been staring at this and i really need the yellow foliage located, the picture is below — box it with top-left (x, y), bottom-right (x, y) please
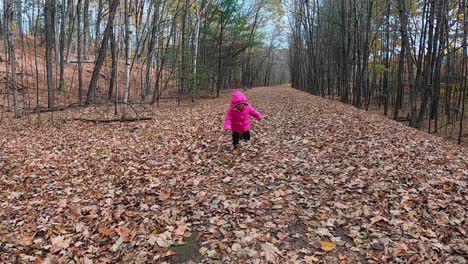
top-left (321, 241), bottom-right (337, 252)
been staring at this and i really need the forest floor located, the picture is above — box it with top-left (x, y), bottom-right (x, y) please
top-left (0, 86), bottom-right (467, 263)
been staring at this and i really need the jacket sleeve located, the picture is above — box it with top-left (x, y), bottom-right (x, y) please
top-left (249, 106), bottom-right (263, 121)
top-left (224, 110), bottom-right (233, 130)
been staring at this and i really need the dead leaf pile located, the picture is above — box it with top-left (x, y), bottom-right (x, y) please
top-left (0, 86), bottom-right (467, 263)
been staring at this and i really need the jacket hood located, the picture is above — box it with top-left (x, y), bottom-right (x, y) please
top-left (230, 91), bottom-right (249, 108)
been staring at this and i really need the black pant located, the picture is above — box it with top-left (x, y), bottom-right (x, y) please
top-left (232, 131), bottom-right (250, 145)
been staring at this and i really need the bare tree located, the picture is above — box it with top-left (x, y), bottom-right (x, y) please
top-left (45, 0), bottom-right (56, 109)
top-left (86, 0), bottom-right (120, 105)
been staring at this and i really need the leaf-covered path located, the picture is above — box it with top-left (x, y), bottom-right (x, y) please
top-left (1, 86), bottom-right (467, 263)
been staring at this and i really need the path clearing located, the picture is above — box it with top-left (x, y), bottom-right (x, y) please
top-left (1, 86), bottom-right (467, 263)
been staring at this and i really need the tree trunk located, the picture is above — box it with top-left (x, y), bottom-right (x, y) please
top-left (397, 0), bottom-right (417, 127)
top-left (416, 0), bottom-right (436, 129)
top-left (59, 0), bottom-right (67, 92)
top-left (83, 0), bottom-right (90, 60)
top-left (77, 0), bottom-right (83, 105)
top-left (45, 0), bottom-right (56, 109)
top-left (108, 23), bottom-right (118, 101)
top-left (94, 0), bottom-right (104, 59)
top-left (458, 0), bottom-right (467, 144)
top-left (5, 0), bottom-right (19, 117)
top-left (86, 0), bottom-right (119, 105)
top-left (123, 0), bottom-right (131, 107)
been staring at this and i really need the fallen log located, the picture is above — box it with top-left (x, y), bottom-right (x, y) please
top-left (396, 115), bottom-right (410, 122)
top-left (70, 117), bottom-right (153, 124)
top-left (31, 107), bottom-right (66, 113)
top-left (68, 60), bottom-right (96, 64)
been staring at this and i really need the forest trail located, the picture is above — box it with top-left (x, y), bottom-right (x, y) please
top-left (1, 86), bottom-right (467, 263)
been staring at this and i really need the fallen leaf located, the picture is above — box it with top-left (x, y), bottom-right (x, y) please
top-left (162, 250), bottom-right (176, 257)
top-left (304, 255), bottom-right (319, 263)
top-left (394, 242), bottom-right (408, 255)
top-left (316, 228), bottom-right (333, 237)
top-left (199, 247), bottom-right (208, 256)
top-left (317, 213), bottom-right (329, 220)
top-left (19, 236), bottom-right (34, 246)
top-left (79, 256), bottom-right (93, 264)
top-left (51, 236), bottom-right (71, 251)
top-left (262, 242), bottom-right (281, 263)
top-left (321, 241), bottom-right (337, 252)
top-left (156, 236), bottom-right (172, 248)
top-left (223, 177), bottom-right (232, 183)
top-left (114, 227), bottom-right (130, 242)
top-left (232, 243), bottom-right (241, 252)
top-left (98, 227), bottom-right (113, 237)
top-left (111, 237), bottom-right (123, 252)
top-left (148, 235), bottom-right (157, 246)
top-left (58, 199), bottom-right (67, 208)
top-left (159, 190), bottom-right (171, 201)
top-left (174, 225), bottom-right (188, 236)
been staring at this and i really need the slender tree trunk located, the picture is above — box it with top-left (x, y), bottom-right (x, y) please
top-left (5, 0), bottom-right (19, 117)
top-left (123, 0), bottom-right (131, 107)
top-left (45, 0), bottom-right (56, 109)
top-left (340, 0), bottom-right (350, 104)
top-left (77, 0), bottom-right (83, 105)
top-left (94, 0), bottom-right (103, 59)
top-left (416, 0), bottom-right (436, 129)
top-left (109, 25), bottom-right (118, 101)
top-left (59, 0), bottom-right (67, 92)
top-left (459, 0), bottom-right (467, 144)
top-left (192, 3), bottom-right (202, 101)
top-left (65, 0), bottom-right (75, 63)
top-left (83, 0), bottom-right (90, 59)
top-left (397, 0), bottom-right (417, 127)
top-left (216, 9), bottom-right (225, 98)
top-left (86, 0), bottom-right (119, 105)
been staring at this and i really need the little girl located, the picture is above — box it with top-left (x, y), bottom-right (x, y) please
top-left (224, 91), bottom-right (263, 148)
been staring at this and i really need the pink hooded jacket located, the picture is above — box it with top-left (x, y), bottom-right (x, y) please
top-left (224, 91), bottom-right (262, 132)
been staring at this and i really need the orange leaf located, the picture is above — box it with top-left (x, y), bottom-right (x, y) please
top-left (114, 227), bottom-right (131, 242)
top-left (98, 227), bottom-right (113, 237)
top-left (317, 213), bottom-right (329, 220)
top-left (19, 236), bottom-right (34, 246)
top-left (256, 235), bottom-right (269, 242)
top-left (174, 225), bottom-right (188, 236)
top-left (159, 190), bottom-right (171, 201)
top-left (339, 253), bottom-right (348, 264)
top-left (304, 256), bottom-right (319, 263)
top-left (162, 250), bottom-right (176, 257)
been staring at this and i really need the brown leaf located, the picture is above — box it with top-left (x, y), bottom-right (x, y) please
top-left (317, 213), bottom-right (329, 221)
top-left (51, 236), bottom-right (71, 252)
top-left (304, 255), bottom-right (319, 263)
top-left (162, 250), bottom-right (176, 257)
top-left (19, 236), bottom-right (34, 246)
top-left (155, 235), bottom-right (172, 248)
top-left (174, 225), bottom-right (188, 237)
top-left (78, 256), bottom-right (93, 264)
top-left (98, 227), bottom-right (113, 237)
top-left (262, 242), bottom-right (281, 263)
top-left (159, 190), bottom-right (171, 201)
top-left (114, 227), bottom-right (131, 242)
